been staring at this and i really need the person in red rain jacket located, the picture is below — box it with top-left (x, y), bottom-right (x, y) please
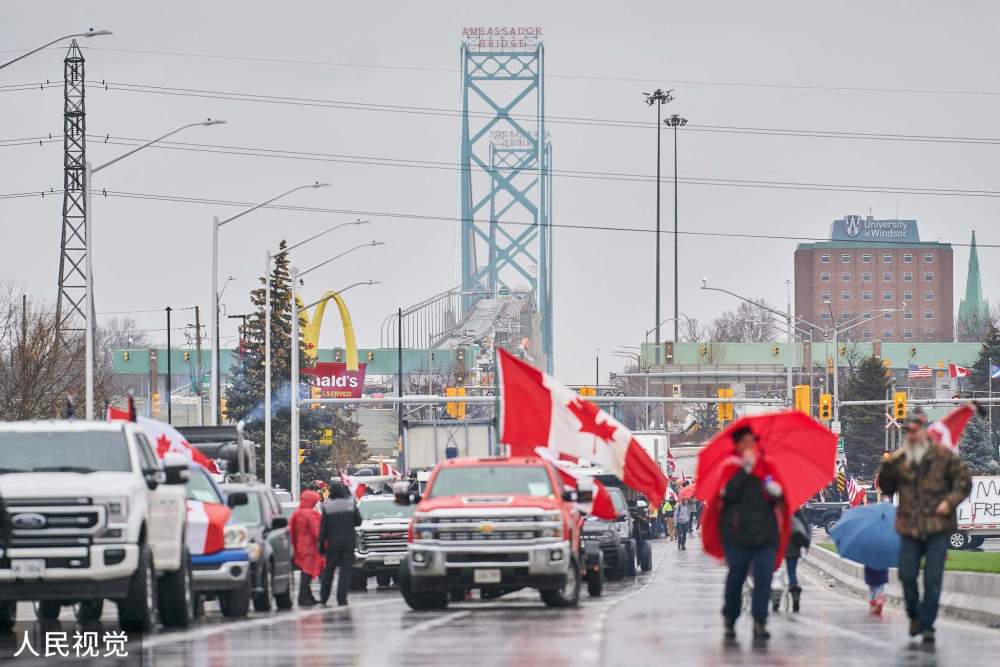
top-left (290, 490), bottom-right (325, 606)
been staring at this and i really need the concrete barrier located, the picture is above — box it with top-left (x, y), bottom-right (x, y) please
top-left (802, 545), bottom-right (1000, 626)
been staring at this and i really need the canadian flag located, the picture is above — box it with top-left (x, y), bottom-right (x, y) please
top-left (107, 407), bottom-right (220, 473)
top-left (927, 402), bottom-right (979, 449)
top-left (498, 348), bottom-right (667, 506)
top-left (534, 447), bottom-right (617, 520)
top-left (948, 363), bottom-right (971, 378)
top-left (378, 460), bottom-right (401, 478)
top-left (340, 471), bottom-right (367, 500)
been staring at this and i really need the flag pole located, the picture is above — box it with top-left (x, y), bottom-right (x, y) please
top-left (989, 356), bottom-right (993, 452)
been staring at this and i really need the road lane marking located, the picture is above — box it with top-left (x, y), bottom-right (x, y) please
top-left (142, 597), bottom-right (400, 648)
top-left (396, 609), bottom-right (471, 641)
top-left (596, 543), bottom-right (671, 664)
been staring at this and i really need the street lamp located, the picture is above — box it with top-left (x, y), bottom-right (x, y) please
top-left (644, 313), bottom-right (695, 345)
top-left (263, 219), bottom-right (370, 488)
top-left (289, 244), bottom-right (384, 500)
top-left (209, 182), bottom-right (329, 425)
top-left (664, 113), bottom-right (687, 345)
top-left (0, 29), bottom-right (112, 71)
top-left (642, 88), bottom-right (674, 364)
top-left (83, 118), bottom-right (224, 419)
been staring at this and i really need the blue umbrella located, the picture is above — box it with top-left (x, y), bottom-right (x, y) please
top-left (829, 503), bottom-right (900, 570)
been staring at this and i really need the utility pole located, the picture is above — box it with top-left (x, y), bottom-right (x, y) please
top-left (166, 307), bottom-right (172, 423)
top-left (665, 113), bottom-right (688, 345)
top-left (397, 308), bottom-right (404, 470)
top-left (643, 88), bottom-right (674, 365)
top-left (193, 305), bottom-right (204, 426)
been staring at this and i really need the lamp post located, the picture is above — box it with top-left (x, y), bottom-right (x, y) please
top-left (209, 182), bottom-right (329, 426)
top-left (644, 314), bottom-right (695, 346)
top-left (642, 88), bottom-right (674, 364)
top-left (664, 113), bottom-right (687, 345)
top-left (0, 29), bottom-right (111, 71)
top-left (290, 275), bottom-right (381, 501)
top-left (263, 219), bottom-right (369, 488)
top-left (83, 118), bottom-right (224, 419)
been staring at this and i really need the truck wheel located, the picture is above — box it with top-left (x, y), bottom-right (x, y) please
top-left (158, 548), bottom-right (193, 628)
top-left (274, 582), bottom-right (294, 611)
top-left (74, 599), bottom-right (104, 623)
top-left (969, 535), bottom-right (986, 549)
top-left (376, 573), bottom-right (393, 588)
top-left (540, 556), bottom-right (581, 608)
top-left (639, 540), bottom-right (653, 572)
top-left (398, 562), bottom-right (448, 611)
top-left (252, 563), bottom-right (272, 612)
top-left (607, 545), bottom-right (628, 581)
top-left (219, 577), bottom-right (251, 618)
top-left (824, 515), bottom-right (839, 535)
top-left (35, 601), bottom-right (61, 621)
top-left (117, 544), bottom-right (157, 631)
top-left (0, 602), bottom-right (15, 631)
top-left (948, 531), bottom-right (969, 550)
top-left (586, 566), bottom-right (604, 597)
top-left (625, 542), bottom-right (637, 577)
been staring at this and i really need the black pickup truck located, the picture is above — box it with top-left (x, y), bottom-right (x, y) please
top-left (802, 501), bottom-right (850, 534)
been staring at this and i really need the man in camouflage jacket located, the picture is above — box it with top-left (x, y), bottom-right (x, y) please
top-left (877, 415), bottom-right (972, 644)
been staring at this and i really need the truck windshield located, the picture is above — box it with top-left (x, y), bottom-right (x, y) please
top-left (607, 488), bottom-right (627, 515)
top-left (186, 468), bottom-right (223, 505)
top-left (0, 431), bottom-right (132, 473)
top-left (230, 493), bottom-right (262, 526)
top-left (428, 465), bottom-right (553, 498)
top-left (359, 498), bottom-right (415, 520)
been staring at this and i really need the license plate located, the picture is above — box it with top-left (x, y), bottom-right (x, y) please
top-left (383, 556), bottom-right (401, 566)
top-left (12, 559), bottom-right (45, 579)
top-left (473, 568), bottom-right (501, 584)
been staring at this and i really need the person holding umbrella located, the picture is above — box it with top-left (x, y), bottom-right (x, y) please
top-left (877, 414), bottom-right (972, 644)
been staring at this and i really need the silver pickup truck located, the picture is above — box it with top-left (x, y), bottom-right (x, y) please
top-left (353, 494), bottom-right (413, 589)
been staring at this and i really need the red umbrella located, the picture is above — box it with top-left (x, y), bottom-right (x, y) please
top-left (695, 411), bottom-right (837, 569)
top-left (678, 485), bottom-right (697, 501)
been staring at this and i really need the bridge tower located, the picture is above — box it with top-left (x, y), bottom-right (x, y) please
top-left (458, 37), bottom-right (553, 372)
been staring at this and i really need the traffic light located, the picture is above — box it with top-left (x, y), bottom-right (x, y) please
top-left (578, 386), bottom-right (597, 397)
top-left (219, 398), bottom-right (228, 422)
top-left (772, 345), bottom-right (780, 357)
top-left (793, 385), bottom-right (810, 415)
top-left (446, 387), bottom-right (466, 419)
top-left (826, 356), bottom-right (834, 372)
top-left (151, 393), bottom-right (160, 418)
top-left (309, 385), bottom-right (321, 408)
top-left (818, 393), bottom-right (833, 421)
top-left (298, 448), bottom-right (306, 464)
top-left (717, 388), bottom-right (734, 424)
top-left (366, 351), bottom-right (375, 361)
top-left (183, 351), bottom-right (191, 361)
top-left (334, 349), bottom-right (342, 362)
top-left (122, 351), bottom-right (129, 362)
top-left (893, 391), bottom-right (907, 420)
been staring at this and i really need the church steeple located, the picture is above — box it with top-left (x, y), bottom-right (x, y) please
top-left (958, 230), bottom-right (988, 338)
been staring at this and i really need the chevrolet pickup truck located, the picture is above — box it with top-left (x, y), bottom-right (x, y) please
top-left (0, 421), bottom-right (191, 631)
top-left (394, 456), bottom-right (585, 609)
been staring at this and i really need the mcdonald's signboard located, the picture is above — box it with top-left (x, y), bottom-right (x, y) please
top-left (302, 362), bottom-right (367, 399)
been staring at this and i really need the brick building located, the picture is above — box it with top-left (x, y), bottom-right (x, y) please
top-left (795, 215), bottom-right (953, 342)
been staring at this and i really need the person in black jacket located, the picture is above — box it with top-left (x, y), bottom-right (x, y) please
top-left (317, 480), bottom-right (363, 606)
top-left (719, 426), bottom-right (783, 641)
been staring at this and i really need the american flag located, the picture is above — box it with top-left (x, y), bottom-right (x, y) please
top-left (908, 363), bottom-right (932, 378)
top-left (846, 476), bottom-right (865, 507)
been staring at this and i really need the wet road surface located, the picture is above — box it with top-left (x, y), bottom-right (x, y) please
top-left (3, 536), bottom-right (999, 666)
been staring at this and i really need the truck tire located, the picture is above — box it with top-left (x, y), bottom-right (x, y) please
top-left (74, 599), bottom-right (104, 623)
top-left (586, 566), bottom-right (604, 597)
top-left (625, 542), bottom-right (637, 577)
top-left (398, 562), bottom-right (448, 611)
top-left (949, 531), bottom-right (969, 550)
top-left (158, 548), bottom-right (193, 628)
top-left (0, 602), bottom-right (15, 631)
top-left (607, 545), bottom-right (628, 581)
top-left (219, 577), bottom-right (251, 618)
top-left (970, 535), bottom-right (986, 549)
top-left (376, 573), bottom-right (393, 587)
top-left (638, 540), bottom-right (653, 572)
top-left (540, 556), bottom-right (581, 608)
top-left (35, 601), bottom-right (61, 621)
top-left (824, 515), bottom-right (840, 535)
top-left (252, 563), bottom-right (272, 612)
top-left (274, 573), bottom-right (294, 611)
top-left (117, 544), bottom-right (157, 632)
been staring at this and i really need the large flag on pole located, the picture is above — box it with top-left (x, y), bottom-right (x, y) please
top-left (497, 348), bottom-right (667, 506)
top-left (927, 402), bottom-right (980, 449)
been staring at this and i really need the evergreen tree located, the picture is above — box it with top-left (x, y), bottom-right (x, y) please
top-left (958, 415), bottom-right (1000, 475)
top-left (963, 325), bottom-right (1000, 473)
top-left (226, 243), bottom-right (364, 492)
top-left (842, 356), bottom-right (890, 479)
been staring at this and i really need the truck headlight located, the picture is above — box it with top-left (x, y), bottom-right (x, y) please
top-left (616, 522), bottom-right (630, 539)
top-left (224, 525), bottom-right (249, 550)
top-left (97, 497), bottom-right (129, 524)
top-left (540, 526), bottom-right (563, 538)
top-left (414, 529), bottom-right (435, 541)
top-left (246, 542), bottom-right (261, 561)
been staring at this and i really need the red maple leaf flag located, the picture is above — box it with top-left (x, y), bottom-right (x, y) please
top-left (535, 447), bottom-right (617, 520)
top-left (498, 348), bottom-right (667, 506)
top-left (927, 403), bottom-right (978, 449)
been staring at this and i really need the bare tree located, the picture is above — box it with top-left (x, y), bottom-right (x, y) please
top-left (681, 317), bottom-right (709, 343)
top-left (710, 300), bottom-right (779, 343)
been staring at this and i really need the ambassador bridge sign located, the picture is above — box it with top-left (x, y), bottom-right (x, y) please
top-left (463, 26), bottom-right (542, 51)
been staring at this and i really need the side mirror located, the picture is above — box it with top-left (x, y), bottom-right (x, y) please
top-left (227, 492), bottom-right (249, 508)
top-left (162, 452), bottom-right (188, 486)
top-left (561, 489), bottom-right (577, 502)
top-left (271, 516), bottom-right (288, 530)
top-left (141, 467), bottom-right (160, 490)
top-left (576, 478), bottom-right (594, 504)
top-left (636, 499), bottom-right (649, 510)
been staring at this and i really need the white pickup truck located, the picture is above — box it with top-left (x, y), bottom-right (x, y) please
top-left (0, 421), bottom-right (191, 630)
top-left (950, 475), bottom-right (1000, 549)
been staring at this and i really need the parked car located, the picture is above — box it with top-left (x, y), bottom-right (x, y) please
top-left (222, 482), bottom-right (294, 611)
top-left (802, 501), bottom-right (849, 534)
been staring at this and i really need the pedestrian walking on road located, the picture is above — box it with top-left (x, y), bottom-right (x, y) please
top-left (289, 490), bottom-right (324, 606)
top-left (317, 480), bottom-right (363, 607)
top-left (718, 426), bottom-right (783, 641)
top-left (675, 499), bottom-right (691, 550)
top-left (662, 498), bottom-right (676, 541)
top-left (783, 510), bottom-right (810, 612)
top-left (864, 566), bottom-right (888, 615)
top-left (877, 414), bottom-right (972, 644)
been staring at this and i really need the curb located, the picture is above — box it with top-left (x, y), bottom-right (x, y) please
top-left (802, 545), bottom-right (1000, 627)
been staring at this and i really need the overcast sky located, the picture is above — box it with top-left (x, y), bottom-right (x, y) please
top-left (3, 1), bottom-right (999, 383)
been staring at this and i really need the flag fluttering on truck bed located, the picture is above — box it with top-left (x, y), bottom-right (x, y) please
top-left (107, 406), bottom-right (219, 473)
top-left (497, 348), bottom-right (667, 506)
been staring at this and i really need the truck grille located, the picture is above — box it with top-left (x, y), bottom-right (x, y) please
top-left (415, 513), bottom-right (559, 543)
top-left (4, 502), bottom-right (104, 542)
top-left (360, 531), bottom-right (408, 553)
